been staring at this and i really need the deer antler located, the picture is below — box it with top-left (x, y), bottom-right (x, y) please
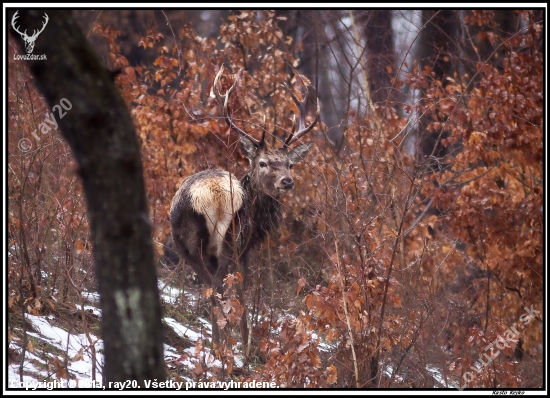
top-left (282, 82), bottom-right (320, 148)
top-left (11, 11), bottom-right (49, 40)
top-left (210, 66), bottom-right (264, 148)
top-left (11, 11), bottom-right (26, 38)
top-left (31, 13), bottom-right (49, 39)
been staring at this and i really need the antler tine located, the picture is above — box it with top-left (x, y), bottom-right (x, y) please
top-left (210, 66), bottom-right (262, 147)
top-left (283, 114), bottom-right (297, 147)
top-left (32, 13), bottom-right (49, 38)
top-left (260, 114), bottom-right (266, 146)
top-left (11, 11), bottom-right (24, 37)
top-left (282, 83), bottom-right (320, 148)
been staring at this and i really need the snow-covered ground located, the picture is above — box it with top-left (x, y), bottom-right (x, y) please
top-left (7, 280), bottom-right (240, 389)
top-left (8, 280), bottom-right (447, 389)
top-left (8, 313), bottom-right (104, 388)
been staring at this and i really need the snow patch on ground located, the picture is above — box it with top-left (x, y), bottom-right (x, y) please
top-left (426, 366), bottom-right (448, 387)
top-left (8, 280), bottom-right (243, 389)
top-left (384, 364), bottom-right (404, 382)
top-left (8, 314), bottom-right (104, 388)
top-left (158, 280), bottom-right (198, 306)
top-left (84, 305), bottom-right (102, 317)
top-left (197, 317), bottom-right (213, 331)
top-left (164, 317), bottom-right (207, 342)
top-left (81, 291), bottom-right (100, 303)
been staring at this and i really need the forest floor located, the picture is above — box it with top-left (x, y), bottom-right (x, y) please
top-left (7, 272), bottom-right (448, 389)
top-left (7, 277), bottom-right (246, 389)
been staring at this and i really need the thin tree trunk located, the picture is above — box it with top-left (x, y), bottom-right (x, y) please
top-left (363, 10), bottom-right (396, 104)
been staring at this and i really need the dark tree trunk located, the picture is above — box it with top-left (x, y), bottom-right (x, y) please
top-left (8, 9), bottom-right (166, 384)
top-left (417, 10), bottom-right (459, 159)
top-left (420, 10), bottom-right (459, 81)
top-left (362, 10), bottom-right (396, 104)
top-left (276, 10), bottom-right (345, 154)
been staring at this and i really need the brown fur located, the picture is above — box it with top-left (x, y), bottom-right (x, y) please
top-left (169, 139), bottom-right (313, 290)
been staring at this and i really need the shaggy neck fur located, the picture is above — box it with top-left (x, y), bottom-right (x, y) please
top-left (241, 173), bottom-right (283, 249)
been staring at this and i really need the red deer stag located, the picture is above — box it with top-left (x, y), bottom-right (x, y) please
top-left (170, 66), bottom-right (319, 350)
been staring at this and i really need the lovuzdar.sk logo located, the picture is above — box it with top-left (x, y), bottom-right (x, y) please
top-left (11, 10), bottom-right (48, 60)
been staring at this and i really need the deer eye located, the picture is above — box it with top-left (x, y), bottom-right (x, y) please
top-left (289, 164), bottom-right (294, 169)
top-left (259, 161), bottom-right (267, 168)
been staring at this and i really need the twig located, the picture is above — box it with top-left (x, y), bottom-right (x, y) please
top-left (161, 10), bottom-right (182, 74)
top-left (402, 197), bottom-right (434, 238)
top-left (86, 11), bottom-right (102, 39)
top-left (332, 235), bottom-right (359, 388)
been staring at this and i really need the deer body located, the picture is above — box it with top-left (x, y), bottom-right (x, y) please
top-left (169, 66), bottom-right (319, 348)
top-left (170, 146), bottom-right (311, 287)
top-left (171, 169), bottom-right (244, 288)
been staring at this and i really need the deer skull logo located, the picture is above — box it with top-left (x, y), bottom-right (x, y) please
top-left (11, 11), bottom-right (49, 54)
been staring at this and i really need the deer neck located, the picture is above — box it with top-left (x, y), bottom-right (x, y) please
top-left (240, 174), bottom-right (283, 245)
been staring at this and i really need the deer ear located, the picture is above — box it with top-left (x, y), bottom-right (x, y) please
top-left (288, 141), bottom-right (314, 164)
top-left (239, 136), bottom-right (258, 160)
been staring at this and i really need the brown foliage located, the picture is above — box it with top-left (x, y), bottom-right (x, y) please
top-left (8, 9), bottom-right (542, 388)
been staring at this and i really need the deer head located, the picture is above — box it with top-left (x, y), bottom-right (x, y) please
top-left (12, 11), bottom-right (49, 54)
top-left (210, 66), bottom-right (320, 198)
